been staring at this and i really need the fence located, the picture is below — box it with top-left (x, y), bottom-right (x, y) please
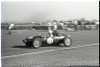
top-left (1, 24), bottom-right (99, 31)
top-left (62, 25), bottom-right (99, 31)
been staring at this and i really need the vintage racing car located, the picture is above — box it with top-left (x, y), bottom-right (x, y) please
top-left (23, 33), bottom-right (72, 49)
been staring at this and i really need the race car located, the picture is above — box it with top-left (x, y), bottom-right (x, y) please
top-left (23, 33), bottom-right (72, 49)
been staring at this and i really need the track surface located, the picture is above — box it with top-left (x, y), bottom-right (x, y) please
top-left (1, 30), bottom-right (99, 67)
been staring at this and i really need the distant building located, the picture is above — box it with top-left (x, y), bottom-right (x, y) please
top-left (72, 20), bottom-right (78, 25)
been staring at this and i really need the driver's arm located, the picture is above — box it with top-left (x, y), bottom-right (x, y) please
top-left (48, 22), bottom-right (53, 37)
top-left (49, 30), bottom-right (53, 37)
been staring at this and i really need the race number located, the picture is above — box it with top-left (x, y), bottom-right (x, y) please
top-left (47, 37), bottom-right (53, 44)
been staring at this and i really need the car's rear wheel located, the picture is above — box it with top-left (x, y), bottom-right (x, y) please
top-left (33, 38), bottom-right (42, 49)
top-left (63, 37), bottom-right (72, 47)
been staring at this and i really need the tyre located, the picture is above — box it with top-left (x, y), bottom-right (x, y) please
top-left (63, 37), bottom-right (72, 47)
top-left (32, 38), bottom-right (42, 48)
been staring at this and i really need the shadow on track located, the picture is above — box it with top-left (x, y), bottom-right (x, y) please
top-left (12, 45), bottom-right (34, 49)
top-left (12, 44), bottom-right (64, 49)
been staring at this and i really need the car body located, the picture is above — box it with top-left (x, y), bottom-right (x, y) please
top-left (23, 33), bottom-right (72, 49)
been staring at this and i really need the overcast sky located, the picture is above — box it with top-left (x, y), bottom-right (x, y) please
top-left (1, 1), bottom-right (99, 22)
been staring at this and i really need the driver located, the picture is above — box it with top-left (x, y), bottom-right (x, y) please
top-left (48, 22), bottom-right (58, 37)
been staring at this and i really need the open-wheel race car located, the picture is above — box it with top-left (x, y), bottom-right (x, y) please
top-left (23, 33), bottom-right (72, 49)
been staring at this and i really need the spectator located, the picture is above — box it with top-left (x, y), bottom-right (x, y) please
top-left (96, 21), bottom-right (99, 30)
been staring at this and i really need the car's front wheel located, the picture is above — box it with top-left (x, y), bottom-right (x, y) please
top-left (32, 38), bottom-right (42, 49)
top-left (63, 37), bottom-right (72, 47)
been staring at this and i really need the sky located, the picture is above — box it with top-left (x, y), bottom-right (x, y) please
top-left (1, 1), bottom-right (99, 23)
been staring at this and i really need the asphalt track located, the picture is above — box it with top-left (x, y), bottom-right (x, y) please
top-left (1, 30), bottom-right (99, 67)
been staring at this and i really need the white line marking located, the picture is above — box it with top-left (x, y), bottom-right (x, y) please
top-left (1, 43), bottom-right (99, 59)
top-left (57, 43), bottom-right (99, 51)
